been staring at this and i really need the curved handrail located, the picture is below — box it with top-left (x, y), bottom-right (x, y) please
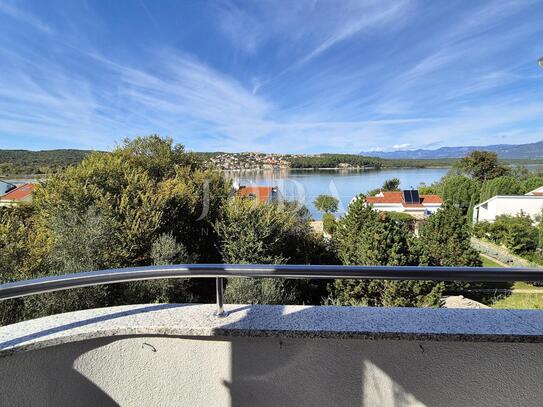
top-left (2, 264), bottom-right (543, 316)
top-left (1, 264), bottom-right (543, 300)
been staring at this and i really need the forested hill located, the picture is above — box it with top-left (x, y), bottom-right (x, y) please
top-left (0, 149), bottom-right (94, 176)
top-left (361, 140), bottom-right (543, 160)
top-left (0, 149), bottom-right (453, 176)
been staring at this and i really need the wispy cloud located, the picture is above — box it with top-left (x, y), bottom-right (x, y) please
top-left (0, 1), bottom-right (51, 33)
top-left (0, 0), bottom-right (542, 152)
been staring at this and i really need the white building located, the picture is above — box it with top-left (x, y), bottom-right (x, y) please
top-left (473, 186), bottom-right (543, 223)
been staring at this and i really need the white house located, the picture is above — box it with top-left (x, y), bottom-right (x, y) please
top-left (473, 186), bottom-right (543, 223)
top-left (364, 190), bottom-right (443, 219)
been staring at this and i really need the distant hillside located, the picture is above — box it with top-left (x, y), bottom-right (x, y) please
top-left (0, 149), bottom-right (94, 176)
top-left (361, 140), bottom-right (543, 160)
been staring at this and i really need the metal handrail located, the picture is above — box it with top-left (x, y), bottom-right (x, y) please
top-left (1, 264), bottom-right (543, 317)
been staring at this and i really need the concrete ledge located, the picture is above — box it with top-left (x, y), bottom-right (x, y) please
top-left (1, 303), bottom-right (543, 355)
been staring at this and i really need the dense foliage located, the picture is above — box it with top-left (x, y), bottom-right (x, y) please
top-left (440, 175), bottom-right (479, 214)
top-left (287, 154), bottom-right (383, 169)
top-left (322, 213), bottom-right (336, 235)
top-left (458, 151), bottom-right (508, 182)
top-left (313, 194), bottom-right (339, 214)
top-left (367, 177), bottom-right (401, 196)
top-left (417, 203), bottom-right (481, 267)
top-left (473, 214), bottom-right (539, 255)
top-left (328, 197), bottom-right (443, 307)
top-left (0, 136), bottom-right (232, 324)
top-left (216, 198), bottom-right (334, 305)
top-left (0, 149), bottom-right (92, 176)
top-left (5, 143), bottom-right (535, 324)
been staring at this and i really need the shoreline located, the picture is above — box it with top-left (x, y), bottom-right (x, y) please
top-left (221, 165), bottom-right (452, 172)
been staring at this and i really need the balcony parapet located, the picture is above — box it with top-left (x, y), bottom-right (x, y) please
top-left (1, 303), bottom-right (543, 356)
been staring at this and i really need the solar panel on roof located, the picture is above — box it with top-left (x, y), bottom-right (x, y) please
top-left (412, 190), bottom-right (420, 204)
top-left (403, 190), bottom-right (412, 203)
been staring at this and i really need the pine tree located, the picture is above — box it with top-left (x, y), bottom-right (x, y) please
top-left (418, 203), bottom-right (481, 267)
top-left (329, 197), bottom-right (442, 307)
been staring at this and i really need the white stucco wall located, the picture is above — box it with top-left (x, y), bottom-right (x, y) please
top-left (0, 334), bottom-right (542, 407)
top-left (1, 303), bottom-right (543, 407)
top-left (474, 196), bottom-right (543, 222)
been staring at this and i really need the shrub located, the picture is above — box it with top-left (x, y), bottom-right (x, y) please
top-left (322, 213), bottom-right (336, 235)
top-left (216, 199), bottom-right (331, 304)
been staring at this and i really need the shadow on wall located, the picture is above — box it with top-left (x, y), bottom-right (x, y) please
top-left (217, 305), bottom-right (543, 407)
top-left (0, 303), bottom-right (191, 407)
top-left (1, 303), bottom-right (543, 406)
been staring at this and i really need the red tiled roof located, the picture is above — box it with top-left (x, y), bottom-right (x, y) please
top-left (531, 192), bottom-right (543, 196)
top-left (236, 186), bottom-right (273, 203)
top-left (420, 195), bottom-right (444, 204)
top-left (366, 191), bottom-right (403, 204)
top-left (1, 183), bottom-right (35, 201)
top-left (365, 191), bottom-right (443, 207)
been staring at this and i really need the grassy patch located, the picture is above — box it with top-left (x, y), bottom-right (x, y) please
top-left (480, 256), bottom-right (503, 268)
top-left (512, 281), bottom-right (543, 291)
top-left (492, 293), bottom-right (543, 309)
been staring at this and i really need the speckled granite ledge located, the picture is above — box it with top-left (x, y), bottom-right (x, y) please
top-left (1, 303), bottom-right (543, 355)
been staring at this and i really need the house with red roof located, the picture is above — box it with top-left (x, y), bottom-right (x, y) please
top-left (236, 185), bottom-right (281, 204)
top-left (0, 183), bottom-right (36, 207)
top-left (364, 190), bottom-right (443, 219)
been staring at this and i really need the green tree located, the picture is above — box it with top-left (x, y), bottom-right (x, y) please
top-left (479, 176), bottom-right (521, 203)
top-left (216, 199), bottom-right (330, 305)
top-left (329, 197), bottom-right (442, 307)
top-left (313, 195), bottom-right (339, 214)
top-left (33, 136), bottom-right (230, 266)
top-left (22, 206), bottom-right (112, 319)
top-left (367, 177), bottom-right (401, 196)
top-left (479, 214), bottom-right (538, 254)
top-left (520, 177), bottom-right (543, 194)
top-left (382, 178), bottom-right (401, 191)
top-left (441, 175), bottom-right (480, 214)
top-left (458, 151), bottom-right (508, 182)
top-left (417, 203), bottom-right (481, 267)
top-left (0, 136), bottom-right (232, 324)
top-left (0, 206), bottom-right (36, 325)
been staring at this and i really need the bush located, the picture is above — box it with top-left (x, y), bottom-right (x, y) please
top-left (216, 198), bottom-right (332, 304)
top-left (474, 214), bottom-right (539, 255)
top-left (382, 211), bottom-right (414, 223)
top-left (0, 136), bottom-right (232, 324)
top-left (322, 213), bottom-right (336, 235)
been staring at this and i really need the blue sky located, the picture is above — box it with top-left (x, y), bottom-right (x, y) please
top-left (1, 0), bottom-right (543, 153)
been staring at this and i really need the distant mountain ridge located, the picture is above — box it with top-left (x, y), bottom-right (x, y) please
top-left (361, 140), bottom-right (543, 160)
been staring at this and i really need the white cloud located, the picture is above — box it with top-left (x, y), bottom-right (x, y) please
top-left (392, 143), bottom-right (411, 150)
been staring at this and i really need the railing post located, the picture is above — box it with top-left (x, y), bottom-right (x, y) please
top-left (214, 277), bottom-right (228, 318)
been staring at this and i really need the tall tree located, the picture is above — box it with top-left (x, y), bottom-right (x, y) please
top-left (367, 178), bottom-right (401, 196)
top-left (1, 136), bottom-right (232, 324)
top-left (313, 195), bottom-right (339, 214)
top-left (329, 197), bottom-right (442, 307)
top-left (458, 151), bottom-right (508, 182)
top-left (479, 176), bottom-right (521, 203)
top-left (417, 203), bottom-right (481, 267)
top-left (441, 175), bottom-right (480, 214)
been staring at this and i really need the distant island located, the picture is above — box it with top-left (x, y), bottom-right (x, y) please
top-left (360, 140), bottom-right (543, 160)
top-left (2, 141), bottom-right (543, 177)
